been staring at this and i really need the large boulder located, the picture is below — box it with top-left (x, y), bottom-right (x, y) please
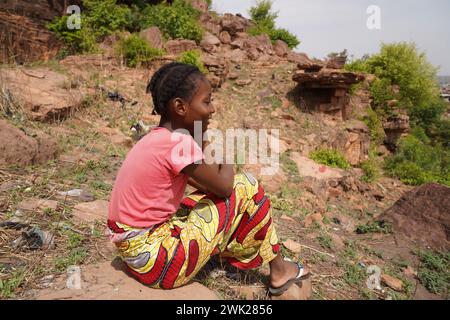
top-left (383, 114), bottom-right (410, 151)
top-left (218, 31), bottom-right (232, 44)
top-left (0, 67), bottom-right (83, 122)
top-left (273, 40), bottom-right (289, 57)
top-left (202, 54), bottom-right (229, 89)
top-left (140, 26), bottom-right (163, 49)
top-left (379, 183), bottom-right (450, 250)
top-left (199, 12), bottom-right (221, 36)
top-left (0, 119), bottom-right (58, 166)
top-left (200, 32), bottom-right (221, 53)
top-left (331, 120), bottom-right (371, 165)
top-left (164, 39), bottom-right (198, 55)
top-left (0, 0), bottom-right (79, 63)
top-left (220, 13), bottom-right (253, 36)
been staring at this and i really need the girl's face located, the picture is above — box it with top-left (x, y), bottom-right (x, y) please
top-left (183, 79), bottom-right (215, 133)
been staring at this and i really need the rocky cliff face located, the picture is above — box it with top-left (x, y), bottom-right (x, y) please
top-left (0, 0), bottom-right (79, 63)
top-left (291, 54), bottom-right (366, 121)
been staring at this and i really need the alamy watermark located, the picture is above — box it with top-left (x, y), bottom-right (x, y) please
top-left (367, 5), bottom-right (381, 30)
top-left (169, 121), bottom-right (280, 176)
top-left (67, 5), bottom-right (81, 30)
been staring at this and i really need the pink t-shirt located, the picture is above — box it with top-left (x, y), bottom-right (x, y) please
top-left (108, 127), bottom-right (204, 228)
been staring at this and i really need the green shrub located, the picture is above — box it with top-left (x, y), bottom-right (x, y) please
top-left (268, 28), bottom-right (300, 49)
top-left (418, 250), bottom-right (450, 295)
top-left (141, 0), bottom-right (204, 42)
top-left (47, 0), bottom-right (132, 53)
top-left (117, 34), bottom-right (164, 67)
top-left (355, 220), bottom-right (392, 234)
top-left (177, 50), bottom-right (208, 74)
top-left (360, 159), bottom-right (380, 183)
top-left (384, 134), bottom-right (450, 186)
top-left (310, 148), bottom-right (351, 169)
top-left (248, 0), bottom-right (300, 49)
top-left (362, 107), bottom-right (385, 149)
top-left (47, 16), bottom-right (98, 53)
top-left (345, 42), bottom-right (443, 126)
top-left (82, 0), bottom-right (132, 38)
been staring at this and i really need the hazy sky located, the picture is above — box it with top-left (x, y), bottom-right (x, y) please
top-left (212, 0), bottom-right (450, 75)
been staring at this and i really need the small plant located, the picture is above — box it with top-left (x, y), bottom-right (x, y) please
top-left (355, 220), bottom-right (392, 234)
top-left (310, 148), bottom-right (351, 169)
top-left (0, 267), bottom-right (27, 299)
top-left (47, 0), bottom-right (132, 53)
top-left (54, 248), bottom-right (88, 272)
top-left (417, 250), bottom-right (449, 295)
top-left (360, 159), bottom-right (380, 183)
top-left (177, 50), bottom-right (208, 74)
top-left (317, 234), bottom-right (333, 249)
top-left (248, 0), bottom-right (300, 49)
top-left (141, 0), bottom-right (204, 42)
top-left (117, 34), bottom-right (164, 67)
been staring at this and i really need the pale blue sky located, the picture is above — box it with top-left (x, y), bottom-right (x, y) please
top-left (212, 0), bottom-right (450, 75)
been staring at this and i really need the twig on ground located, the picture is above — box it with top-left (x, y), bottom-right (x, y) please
top-left (299, 244), bottom-right (335, 258)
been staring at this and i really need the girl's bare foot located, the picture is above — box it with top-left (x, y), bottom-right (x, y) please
top-left (268, 254), bottom-right (310, 289)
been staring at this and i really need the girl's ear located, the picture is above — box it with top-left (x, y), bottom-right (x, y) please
top-left (173, 98), bottom-right (187, 116)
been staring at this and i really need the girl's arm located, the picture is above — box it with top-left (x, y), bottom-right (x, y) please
top-left (187, 177), bottom-right (209, 194)
top-left (183, 163), bottom-right (234, 198)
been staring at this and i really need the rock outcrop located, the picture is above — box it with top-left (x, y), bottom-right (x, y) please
top-left (291, 54), bottom-right (365, 120)
top-left (0, 0), bottom-right (78, 64)
top-left (0, 67), bottom-right (83, 122)
top-left (380, 183), bottom-right (450, 250)
top-left (383, 114), bottom-right (410, 151)
top-left (332, 120), bottom-right (371, 165)
top-left (0, 119), bottom-right (58, 166)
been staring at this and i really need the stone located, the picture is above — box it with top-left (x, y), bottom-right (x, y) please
top-left (72, 200), bottom-right (109, 224)
top-left (18, 198), bottom-right (58, 212)
top-left (0, 67), bottom-right (83, 122)
top-left (290, 152), bottom-right (345, 181)
top-left (220, 13), bottom-right (252, 36)
top-left (383, 114), bottom-right (410, 151)
top-left (235, 79), bottom-right (252, 86)
top-left (202, 54), bottom-right (229, 89)
top-left (331, 121), bottom-right (370, 165)
top-left (271, 279), bottom-right (311, 300)
top-left (35, 259), bottom-right (219, 300)
top-left (219, 31), bottom-right (231, 44)
top-left (283, 239), bottom-right (302, 254)
top-left (0, 119), bottom-right (58, 166)
top-left (164, 39), bottom-right (197, 55)
top-left (199, 12), bottom-right (221, 36)
top-left (227, 72), bottom-right (239, 80)
top-left (379, 183), bottom-right (450, 250)
top-left (381, 274), bottom-right (403, 292)
top-left (273, 40), bottom-right (289, 57)
top-left (140, 26), bottom-right (163, 49)
top-left (200, 32), bottom-right (221, 53)
top-left (303, 213), bottom-right (324, 228)
top-left (280, 215), bottom-right (296, 223)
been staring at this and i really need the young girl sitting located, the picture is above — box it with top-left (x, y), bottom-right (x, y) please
top-left (107, 62), bottom-right (310, 296)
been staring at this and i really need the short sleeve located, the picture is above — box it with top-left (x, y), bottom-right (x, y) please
top-left (167, 132), bottom-right (205, 174)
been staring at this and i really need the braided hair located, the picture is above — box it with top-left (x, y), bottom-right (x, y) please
top-left (146, 62), bottom-right (206, 116)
